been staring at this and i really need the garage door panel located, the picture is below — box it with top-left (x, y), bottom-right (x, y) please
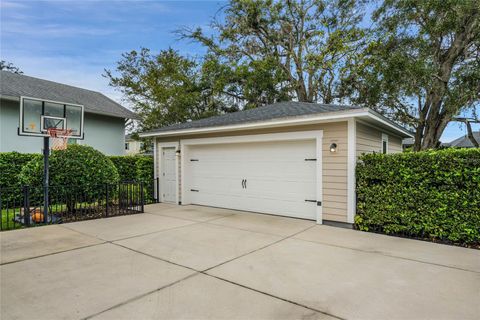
top-left (185, 139), bottom-right (318, 220)
top-left (246, 180), bottom-right (316, 200)
top-left (189, 177), bottom-right (243, 194)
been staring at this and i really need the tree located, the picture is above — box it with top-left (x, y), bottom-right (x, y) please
top-left (344, 0), bottom-right (480, 150)
top-left (0, 60), bottom-right (22, 74)
top-left (179, 0), bottom-right (366, 107)
top-left (104, 48), bottom-right (237, 131)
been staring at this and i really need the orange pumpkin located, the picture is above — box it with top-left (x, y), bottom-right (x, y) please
top-left (31, 209), bottom-right (44, 223)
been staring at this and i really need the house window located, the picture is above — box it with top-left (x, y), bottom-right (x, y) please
top-left (382, 134), bottom-right (388, 154)
top-left (125, 142), bottom-right (129, 150)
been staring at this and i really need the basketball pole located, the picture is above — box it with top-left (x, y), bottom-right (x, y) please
top-left (43, 136), bottom-right (49, 224)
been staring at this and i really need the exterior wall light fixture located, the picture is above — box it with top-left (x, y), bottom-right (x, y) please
top-left (329, 143), bottom-right (338, 153)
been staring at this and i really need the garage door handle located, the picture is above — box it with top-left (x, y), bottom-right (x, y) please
top-left (241, 179), bottom-right (246, 189)
top-left (305, 199), bottom-right (322, 206)
top-left (245, 179), bottom-right (247, 189)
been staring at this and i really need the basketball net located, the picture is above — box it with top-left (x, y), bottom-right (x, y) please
top-left (47, 128), bottom-right (73, 150)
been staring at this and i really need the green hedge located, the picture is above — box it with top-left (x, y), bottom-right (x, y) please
top-left (0, 152), bottom-right (40, 190)
top-left (0, 151), bottom-right (154, 203)
top-left (110, 155), bottom-right (155, 202)
top-left (355, 149), bottom-right (480, 246)
top-left (109, 156), bottom-right (138, 181)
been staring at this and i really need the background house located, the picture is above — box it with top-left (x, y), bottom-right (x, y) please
top-left (0, 71), bottom-right (137, 155)
top-left (442, 131), bottom-right (480, 148)
top-left (125, 134), bottom-right (153, 155)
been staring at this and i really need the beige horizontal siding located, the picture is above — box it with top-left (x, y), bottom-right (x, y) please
top-left (323, 213), bottom-right (347, 222)
top-left (157, 121), bottom-right (349, 223)
top-left (356, 122), bottom-right (404, 158)
top-left (356, 122), bottom-right (381, 157)
top-left (389, 135), bottom-right (403, 153)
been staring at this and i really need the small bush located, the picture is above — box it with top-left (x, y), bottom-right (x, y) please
top-left (19, 145), bottom-right (119, 206)
top-left (355, 148), bottom-right (480, 246)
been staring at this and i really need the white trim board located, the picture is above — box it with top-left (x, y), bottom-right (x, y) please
top-left (180, 130), bottom-right (324, 223)
top-left (153, 137), bottom-right (158, 200)
top-left (347, 118), bottom-right (356, 224)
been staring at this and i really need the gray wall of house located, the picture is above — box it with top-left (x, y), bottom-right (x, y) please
top-left (0, 98), bottom-right (126, 155)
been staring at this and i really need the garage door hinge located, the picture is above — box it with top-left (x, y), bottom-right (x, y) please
top-left (304, 158), bottom-right (317, 161)
top-left (190, 189), bottom-right (199, 192)
top-left (190, 159), bottom-right (199, 161)
top-left (305, 200), bottom-right (322, 206)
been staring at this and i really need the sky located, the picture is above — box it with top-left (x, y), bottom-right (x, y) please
top-left (1, 0), bottom-right (478, 142)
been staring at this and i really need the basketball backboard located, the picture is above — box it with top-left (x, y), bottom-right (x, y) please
top-left (19, 96), bottom-right (84, 139)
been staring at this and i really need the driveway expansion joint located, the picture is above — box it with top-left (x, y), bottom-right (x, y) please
top-left (291, 236), bottom-right (480, 274)
top-left (81, 272), bottom-right (200, 320)
top-left (0, 242), bottom-right (107, 266)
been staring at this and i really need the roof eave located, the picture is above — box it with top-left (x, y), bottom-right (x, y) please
top-left (139, 108), bottom-right (367, 138)
top-left (366, 109), bottom-right (414, 138)
top-left (140, 108), bottom-right (413, 139)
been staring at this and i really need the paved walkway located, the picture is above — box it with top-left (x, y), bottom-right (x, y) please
top-left (1, 203), bottom-right (479, 319)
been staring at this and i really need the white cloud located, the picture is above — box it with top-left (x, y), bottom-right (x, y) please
top-left (0, 1), bottom-right (28, 9)
top-left (2, 21), bottom-right (117, 37)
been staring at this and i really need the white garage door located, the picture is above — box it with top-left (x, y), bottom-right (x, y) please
top-left (185, 139), bottom-right (318, 220)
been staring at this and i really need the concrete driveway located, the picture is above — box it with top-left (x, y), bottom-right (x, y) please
top-left (1, 203), bottom-right (479, 320)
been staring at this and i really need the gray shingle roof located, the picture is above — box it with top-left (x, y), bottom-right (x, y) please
top-left (143, 102), bottom-right (362, 134)
top-left (444, 131), bottom-right (480, 148)
top-left (0, 70), bottom-right (137, 119)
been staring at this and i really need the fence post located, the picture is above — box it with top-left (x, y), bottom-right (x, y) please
top-left (23, 186), bottom-right (30, 227)
top-left (156, 177), bottom-right (160, 203)
top-left (140, 182), bottom-right (145, 213)
top-left (105, 184), bottom-right (109, 217)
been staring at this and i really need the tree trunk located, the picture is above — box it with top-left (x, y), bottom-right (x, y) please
top-left (413, 126), bottom-right (423, 151)
top-left (466, 121), bottom-right (480, 147)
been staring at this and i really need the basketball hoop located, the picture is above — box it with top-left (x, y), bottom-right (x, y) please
top-left (47, 128), bottom-right (73, 150)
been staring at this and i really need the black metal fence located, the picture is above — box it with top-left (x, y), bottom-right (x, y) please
top-left (0, 180), bottom-right (160, 231)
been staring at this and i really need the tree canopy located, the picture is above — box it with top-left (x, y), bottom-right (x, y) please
top-left (106, 0), bottom-right (479, 150)
top-left (344, 0), bottom-right (480, 150)
top-left (104, 48), bottom-right (238, 131)
top-left (180, 0), bottom-right (366, 107)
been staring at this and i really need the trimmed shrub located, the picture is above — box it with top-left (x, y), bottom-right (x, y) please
top-left (1, 149), bottom-right (154, 209)
top-left (0, 152), bottom-right (40, 189)
top-left (135, 155), bottom-right (154, 202)
top-left (19, 145), bottom-right (119, 207)
top-left (109, 156), bottom-right (138, 181)
top-left (355, 148), bottom-right (480, 246)
top-left (110, 155), bottom-right (154, 202)
top-left (20, 145), bottom-right (119, 187)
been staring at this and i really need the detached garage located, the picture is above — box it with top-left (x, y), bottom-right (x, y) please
top-left (140, 102), bottom-right (412, 226)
